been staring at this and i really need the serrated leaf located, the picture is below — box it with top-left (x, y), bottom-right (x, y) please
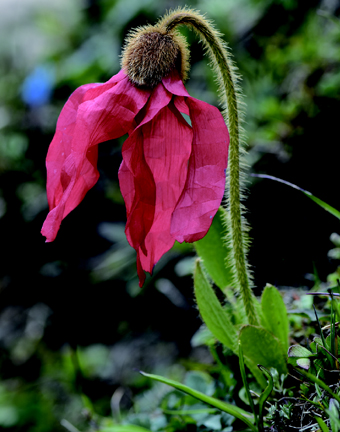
top-left (139, 371), bottom-right (257, 432)
top-left (193, 262), bottom-right (265, 387)
top-left (240, 326), bottom-right (287, 375)
top-left (194, 207), bottom-right (233, 291)
top-left (194, 260), bottom-right (237, 351)
top-left (288, 345), bottom-right (316, 358)
top-left (261, 284), bottom-right (289, 353)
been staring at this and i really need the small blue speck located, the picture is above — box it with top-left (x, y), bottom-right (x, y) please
top-left (21, 66), bottom-right (55, 107)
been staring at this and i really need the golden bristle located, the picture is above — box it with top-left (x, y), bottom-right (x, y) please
top-left (121, 25), bottom-right (190, 88)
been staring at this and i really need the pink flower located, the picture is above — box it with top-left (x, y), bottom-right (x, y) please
top-left (41, 68), bottom-right (229, 286)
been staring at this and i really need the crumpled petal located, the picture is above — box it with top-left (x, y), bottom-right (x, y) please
top-left (118, 82), bottom-right (193, 285)
top-left (163, 70), bottom-right (229, 243)
top-left (42, 72), bottom-right (150, 242)
top-left (139, 102), bottom-right (192, 273)
top-left (170, 97), bottom-right (229, 242)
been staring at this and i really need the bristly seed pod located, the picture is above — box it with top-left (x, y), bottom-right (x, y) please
top-left (121, 25), bottom-right (190, 88)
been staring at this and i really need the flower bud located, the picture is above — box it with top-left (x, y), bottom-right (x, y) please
top-left (121, 26), bottom-right (189, 88)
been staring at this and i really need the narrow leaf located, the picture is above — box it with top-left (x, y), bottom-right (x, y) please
top-left (329, 291), bottom-right (336, 360)
top-left (261, 284), bottom-right (289, 353)
top-left (239, 342), bottom-right (258, 429)
top-left (315, 417), bottom-right (330, 432)
top-left (314, 305), bottom-right (334, 368)
top-left (139, 371), bottom-right (257, 432)
top-left (258, 366), bottom-right (274, 432)
top-left (293, 366), bottom-right (340, 405)
top-left (251, 174), bottom-right (340, 221)
top-left (194, 207), bottom-right (233, 290)
top-left (162, 408), bottom-right (217, 415)
top-left (194, 260), bottom-right (237, 351)
top-left (328, 399), bottom-right (340, 432)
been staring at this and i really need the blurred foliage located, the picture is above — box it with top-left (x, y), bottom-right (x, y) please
top-left (1, 0), bottom-right (340, 431)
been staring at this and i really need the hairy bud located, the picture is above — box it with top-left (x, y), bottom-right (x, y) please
top-left (121, 26), bottom-right (189, 88)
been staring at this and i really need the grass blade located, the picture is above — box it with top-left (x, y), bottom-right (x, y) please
top-left (139, 371), bottom-right (257, 432)
top-left (315, 416), bottom-right (330, 432)
top-left (257, 366), bottom-right (274, 432)
top-left (251, 174), bottom-right (340, 221)
top-left (293, 366), bottom-right (340, 405)
top-left (313, 305), bottom-right (327, 349)
top-left (239, 342), bottom-right (258, 429)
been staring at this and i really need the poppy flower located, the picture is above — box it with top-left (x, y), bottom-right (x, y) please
top-left (41, 27), bottom-right (229, 286)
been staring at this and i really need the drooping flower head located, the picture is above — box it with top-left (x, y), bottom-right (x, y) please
top-left (41, 16), bottom-right (230, 286)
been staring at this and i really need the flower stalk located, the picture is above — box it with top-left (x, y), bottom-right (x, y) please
top-left (159, 8), bottom-right (258, 325)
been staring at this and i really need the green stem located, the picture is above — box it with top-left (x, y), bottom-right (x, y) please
top-left (160, 8), bottom-right (258, 325)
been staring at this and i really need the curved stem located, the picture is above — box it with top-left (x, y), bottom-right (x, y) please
top-left (159, 9), bottom-right (258, 325)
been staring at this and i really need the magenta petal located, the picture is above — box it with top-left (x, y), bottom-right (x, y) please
top-left (136, 251), bottom-right (146, 288)
top-left (42, 73), bottom-right (150, 242)
top-left (170, 97), bottom-right (229, 243)
top-left (162, 69), bottom-right (190, 98)
top-left (119, 83), bottom-right (192, 285)
top-left (138, 102), bottom-right (192, 274)
top-left (119, 84), bottom-right (172, 257)
top-left (44, 81), bottom-right (110, 211)
top-left (118, 160), bottom-right (135, 215)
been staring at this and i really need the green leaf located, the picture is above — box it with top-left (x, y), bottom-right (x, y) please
top-left (243, 356), bottom-right (267, 389)
top-left (288, 345), bottom-right (316, 358)
top-left (261, 284), bottom-right (289, 353)
top-left (327, 399), bottom-right (340, 432)
top-left (184, 371), bottom-right (215, 397)
top-left (162, 408), bottom-right (217, 415)
top-left (296, 358), bottom-right (311, 370)
top-left (239, 342), bottom-right (258, 429)
top-left (315, 417), bottom-right (330, 432)
top-left (308, 195), bottom-right (340, 221)
top-left (239, 326), bottom-right (288, 376)
top-left (191, 325), bottom-right (215, 347)
top-left (293, 367), bottom-right (340, 405)
top-left (258, 366), bottom-right (274, 432)
top-left (251, 174), bottom-right (340, 221)
top-left (194, 207), bottom-right (233, 291)
top-left (314, 337), bottom-right (323, 347)
top-left (98, 426), bottom-right (153, 432)
top-left (194, 260), bottom-right (237, 351)
top-left (139, 371), bottom-right (257, 432)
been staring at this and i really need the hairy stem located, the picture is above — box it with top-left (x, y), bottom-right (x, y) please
top-left (159, 8), bottom-right (258, 325)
